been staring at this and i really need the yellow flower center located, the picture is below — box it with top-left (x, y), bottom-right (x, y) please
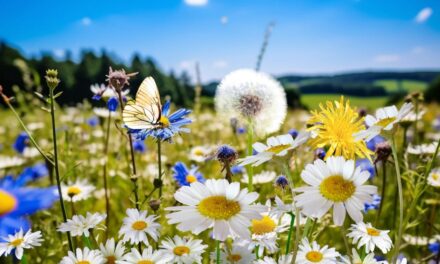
top-left (193, 148), bottom-right (205, 156)
top-left (376, 117), bottom-right (396, 128)
top-left (251, 216), bottom-right (276, 235)
top-left (366, 227), bottom-right (381, 236)
top-left (9, 238), bottom-right (23, 247)
top-left (307, 97), bottom-right (372, 160)
top-left (227, 254), bottom-right (242, 262)
top-left (76, 261), bottom-right (90, 264)
top-left (432, 173), bottom-right (439, 181)
top-left (137, 261), bottom-right (154, 264)
top-left (0, 190), bottom-right (17, 216)
top-left (305, 251), bottom-right (323, 262)
top-left (266, 144), bottom-right (291, 154)
top-left (186, 175), bottom-right (197, 183)
top-left (67, 186), bottom-right (81, 197)
top-left (107, 256), bottom-right (116, 264)
top-left (159, 116), bottom-right (170, 127)
top-left (173, 246), bottom-right (190, 256)
top-left (198, 196), bottom-right (241, 220)
top-left (132, 220), bottom-right (148, 231)
top-left (319, 175), bottom-right (355, 202)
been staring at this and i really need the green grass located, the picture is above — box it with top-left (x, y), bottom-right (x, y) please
top-left (301, 94), bottom-right (388, 110)
top-left (374, 79), bottom-right (428, 93)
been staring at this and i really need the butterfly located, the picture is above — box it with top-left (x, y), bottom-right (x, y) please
top-left (122, 77), bottom-right (166, 130)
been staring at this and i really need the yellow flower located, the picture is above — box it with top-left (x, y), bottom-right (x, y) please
top-left (307, 96), bottom-right (372, 160)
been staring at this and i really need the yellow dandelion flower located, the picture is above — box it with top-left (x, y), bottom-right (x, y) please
top-left (307, 96), bottom-right (372, 160)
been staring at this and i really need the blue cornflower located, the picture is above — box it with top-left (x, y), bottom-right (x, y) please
top-left (236, 127), bottom-right (246, 134)
top-left (172, 162), bottom-right (205, 186)
top-left (366, 135), bottom-right (385, 152)
top-left (0, 175), bottom-right (58, 238)
top-left (429, 242), bottom-right (439, 254)
top-left (231, 165), bottom-right (245, 174)
top-left (288, 129), bottom-right (298, 139)
top-left (215, 145), bottom-right (238, 164)
top-left (356, 158), bottom-right (375, 178)
top-left (13, 132), bottom-right (29, 154)
top-left (130, 101), bottom-right (191, 142)
top-left (364, 194), bottom-right (381, 212)
top-left (87, 116), bottom-right (100, 127)
top-left (133, 140), bottom-right (146, 153)
top-left (107, 97), bottom-right (119, 112)
top-left (16, 163), bottom-right (49, 186)
top-left (275, 175), bottom-right (289, 189)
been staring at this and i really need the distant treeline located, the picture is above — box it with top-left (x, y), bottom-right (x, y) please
top-left (298, 83), bottom-right (387, 97)
top-left (0, 42), bottom-right (194, 107)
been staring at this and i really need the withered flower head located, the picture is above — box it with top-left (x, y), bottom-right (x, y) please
top-left (375, 141), bottom-right (392, 164)
top-left (106, 67), bottom-right (138, 92)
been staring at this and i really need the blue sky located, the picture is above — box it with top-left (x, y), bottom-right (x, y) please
top-left (1, 0), bottom-right (440, 81)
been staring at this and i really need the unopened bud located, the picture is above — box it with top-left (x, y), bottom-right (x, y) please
top-left (375, 141), bottom-right (391, 164)
top-left (149, 199), bottom-right (161, 212)
top-left (45, 69), bottom-right (60, 90)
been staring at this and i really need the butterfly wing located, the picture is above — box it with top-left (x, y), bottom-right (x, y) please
top-left (122, 77), bottom-right (162, 130)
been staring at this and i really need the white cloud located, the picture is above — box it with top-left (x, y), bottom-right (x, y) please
top-left (373, 54), bottom-right (401, 63)
top-left (81, 17), bottom-right (92, 26)
top-left (53, 49), bottom-right (65, 58)
top-left (212, 60), bottom-right (227, 69)
top-left (179, 60), bottom-right (196, 71)
top-left (220, 16), bottom-right (228, 24)
top-left (411, 46), bottom-right (425, 54)
top-left (415, 7), bottom-right (433, 23)
top-left (184, 0), bottom-right (208, 6)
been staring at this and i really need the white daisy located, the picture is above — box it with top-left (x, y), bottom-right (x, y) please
top-left (91, 83), bottom-right (129, 99)
top-left (94, 107), bottom-right (118, 118)
top-left (60, 247), bottom-right (105, 264)
top-left (428, 168), bottom-right (440, 187)
top-left (400, 109), bottom-right (425, 123)
top-left (241, 171), bottom-right (277, 184)
top-left (0, 229), bottom-right (43, 260)
top-left (294, 156), bottom-right (377, 226)
top-left (407, 142), bottom-right (438, 155)
top-left (254, 254), bottom-right (293, 264)
top-left (356, 102), bottom-right (413, 141)
top-left (22, 147), bottom-right (40, 158)
top-left (0, 156), bottom-right (25, 170)
top-left (99, 238), bottom-right (126, 263)
top-left (210, 243), bottom-right (255, 264)
top-left (165, 179), bottom-right (266, 241)
top-left (61, 179), bottom-right (95, 202)
top-left (118, 247), bottom-right (170, 264)
top-left (340, 249), bottom-right (382, 264)
top-left (189, 146), bottom-right (212, 163)
top-left (160, 235), bottom-right (207, 264)
top-left (348, 222), bottom-right (393, 254)
top-left (239, 132), bottom-right (310, 167)
top-left (215, 69), bottom-right (287, 135)
top-left (296, 238), bottom-right (340, 264)
top-left (58, 212), bottom-right (106, 237)
top-left (268, 196), bottom-right (307, 225)
top-left (119, 208), bottom-right (161, 245)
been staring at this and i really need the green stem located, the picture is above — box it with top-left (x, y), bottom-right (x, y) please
top-left (216, 240), bottom-right (221, 264)
top-left (82, 234), bottom-right (92, 249)
top-left (1, 95), bottom-right (54, 166)
top-left (246, 120), bottom-right (254, 191)
top-left (285, 213), bottom-right (295, 255)
top-left (414, 100), bottom-right (419, 145)
top-left (255, 245), bottom-right (260, 259)
top-left (116, 91), bottom-right (139, 210)
top-left (375, 161), bottom-right (387, 226)
top-left (341, 225), bottom-right (351, 256)
top-left (102, 110), bottom-right (112, 238)
top-left (157, 140), bottom-right (163, 198)
top-left (20, 255), bottom-right (28, 264)
top-left (49, 87), bottom-right (73, 252)
top-left (391, 137), bottom-right (404, 262)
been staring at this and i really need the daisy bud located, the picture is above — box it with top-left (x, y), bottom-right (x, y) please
top-left (375, 141), bottom-right (391, 164)
top-left (153, 178), bottom-right (163, 189)
top-left (358, 108), bottom-right (367, 117)
top-left (274, 175), bottom-right (289, 190)
top-left (45, 69), bottom-right (60, 90)
top-left (149, 199), bottom-right (161, 212)
top-left (215, 145), bottom-right (238, 165)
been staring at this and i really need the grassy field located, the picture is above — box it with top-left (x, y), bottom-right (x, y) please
top-left (374, 79), bottom-right (428, 93)
top-left (301, 94), bottom-right (388, 110)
